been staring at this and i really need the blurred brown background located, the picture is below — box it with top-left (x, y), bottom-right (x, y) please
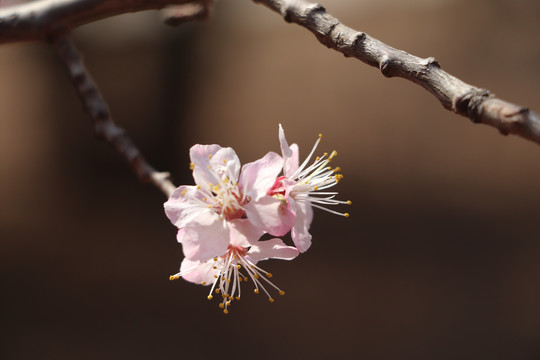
top-left (1, 0), bottom-right (540, 359)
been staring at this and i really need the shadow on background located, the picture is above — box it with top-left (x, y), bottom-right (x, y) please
top-left (1, 0), bottom-right (540, 359)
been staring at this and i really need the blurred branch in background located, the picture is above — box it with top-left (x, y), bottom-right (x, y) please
top-left (53, 36), bottom-right (176, 197)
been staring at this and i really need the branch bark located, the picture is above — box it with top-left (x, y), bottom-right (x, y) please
top-left (54, 36), bottom-right (176, 197)
top-left (0, 0), bottom-right (194, 43)
top-left (253, 0), bottom-right (540, 146)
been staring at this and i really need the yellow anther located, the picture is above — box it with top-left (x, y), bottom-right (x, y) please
top-left (254, 274), bottom-right (259, 279)
top-left (222, 294), bottom-right (228, 299)
top-left (344, 213), bottom-right (350, 218)
top-left (203, 197), bottom-right (207, 201)
top-left (213, 266), bottom-right (217, 269)
top-left (207, 205), bottom-right (212, 208)
top-left (235, 297), bottom-right (240, 301)
top-left (266, 273), bottom-right (273, 278)
top-left (189, 162), bottom-right (195, 170)
top-left (223, 309), bottom-right (229, 315)
top-left (324, 152), bottom-right (328, 157)
top-left (319, 133), bottom-right (323, 138)
top-left (237, 265), bottom-right (241, 269)
top-left (347, 200), bottom-right (352, 205)
top-left (201, 281), bottom-right (206, 285)
top-left (219, 303), bottom-right (224, 309)
top-left (227, 278), bottom-right (231, 283)
top-left (207, 295), bottom-right (213, 300)
top-left (314, 186), bottom-right (319, 191)
top-left (316, 156), bottom-right (320, 161)
top-left (169, 275), bottom-right (179, 281)
top-left (196, 185), bottom-right (201, 189)
top-left (215, 289), bottom-right (220, 294)
top-left (208, 155), bottom-right (213, 159)
top-left (243, 277), bottom-right (248, 282)
top-left (279, 290), bottom-right (285, 296)
top-left (223, 159), bottom-right (227, 164)
top-left (334, 167), bottom-right (341, 173)
top-left (268, 298), bottom-right (275, 303)
top-left (213, 257), bottom-right (218, 261)
top-left (226, 301), bottom-right (231, 306)
top-left (181, 190), bottom-right (187, 196)
top-left (213, 275), bottom-right (218, 278)
top-left (228, 296), bottom-right (233, 301)
top-left (254, 289), bottom-right (260, 294)
top-left (329, 150), bottom-right (338, 159)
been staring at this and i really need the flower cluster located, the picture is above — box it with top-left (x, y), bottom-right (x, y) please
top-left (164, 125), bottom-right (350, 313)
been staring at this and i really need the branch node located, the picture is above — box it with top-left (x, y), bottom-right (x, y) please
top-left (379, 55), bottom-right (395, 78)
top-left (454, 89), bottom-right (491, 123)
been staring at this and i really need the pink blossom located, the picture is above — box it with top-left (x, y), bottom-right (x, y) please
top-left (248, 124), bottom-right (351, 252)
top-left (164, 144), bottom-right (283, 262)
top-left (170, 236), bottom-right (299, 314)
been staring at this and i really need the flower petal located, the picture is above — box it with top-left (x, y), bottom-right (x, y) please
top-left (164, 185), bottom-right (203, 229)
top-left (182, 209), bottom-right (229, 262)
top-left (179, 258), bottom-right (219, 285)
top-left (290, 198), bottom-right (313, 252)
top-left (190, 144), bottom-right (222, 186)
top-left (279, 124), bottom-right (299, 177)
top-left (229, 218), bottom-right (265, 248)
top-left (244, 195), bottom-right (296, 237)
top-left (247, 238), bottom-right (300, 263)
top-left (239, 151), bottom-right (283, 201)
top-left (209, 147), bottom-right (241, 183)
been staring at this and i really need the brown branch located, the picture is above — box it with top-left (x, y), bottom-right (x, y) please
top-left (253, 0), bottom-right (540, 146)
top-left (0, 0), bottom-right (196, 44)
top-left (53, 36), bottom-right (176, 197)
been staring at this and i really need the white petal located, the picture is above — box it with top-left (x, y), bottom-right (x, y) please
top-left (244, 195), bottom-right (296, 237)
top-left (247, 238), bottom-right (300, 263)
top-left (164, 185), bottom-right (203, 229)
top-left (228, 218), bottom-right (265, 248)
top-left (179, 258), bottom-right (219, 285)
top-left (279, 124), bottom-right (299, 177)
top-left (182, 209), bottom-right (229, 262)
top-left (290, 198), bottom-right (313, 252)
top-left (209, 147), bottom-right (241, 183)
top-left (239, 151), bottom-right (283, 201)
top-left (190, 144), bottom-right (222, 186)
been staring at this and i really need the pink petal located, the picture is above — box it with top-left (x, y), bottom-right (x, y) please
top-left (164, 185), bottom-right (202, 229)
top-left (176, 228), bottom-right (185, 243)
top-left (239, 151), bottom-right (283, 201)
top-left (244, 195), bottom-right (296, 237)
top-left (209, 147), bottom-right (241, 183)
top-left (279, 124), bottom-right (299, 177)
top-left (247, 238), bottom-right (300, 263)
top-left (190, 144), bottom-right (222, 186)
top-left (290, 198), bottom-right (313, 252)
top-left (179, 258), bottom-right (219, 285)
top-left (228, 218), bottom-right (265, 248)
top-left (182, 209), bottom-right (229, 262)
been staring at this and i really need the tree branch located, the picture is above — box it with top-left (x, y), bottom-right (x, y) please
top-left (162, 0), bottom-right (212, 26)
top-left (0, 0), bottom-right (194, 44)
top-left (54, 36), bottom-right (176, 197)
top-left (253, 0), bottom-right (540, 146)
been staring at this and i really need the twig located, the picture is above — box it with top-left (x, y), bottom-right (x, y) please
top-left (162, 0), bottom-right (212, 26)
top-left (0, 0), bottom-right (195, 44)
top-left (53, 36), bottom-right (176, 197)
top-left (253, 0), bottom-right (540, 146)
